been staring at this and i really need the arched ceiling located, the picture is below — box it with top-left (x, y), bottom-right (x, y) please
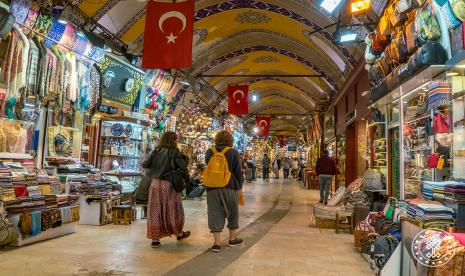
top-left (70, 0), bottom-right (364, 137)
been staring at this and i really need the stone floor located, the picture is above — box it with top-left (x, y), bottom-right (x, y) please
top-left (0, 179), bottom-right (373, 276)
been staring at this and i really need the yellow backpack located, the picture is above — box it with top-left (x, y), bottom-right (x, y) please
top-left (203, 147), bottom-right (231, 188)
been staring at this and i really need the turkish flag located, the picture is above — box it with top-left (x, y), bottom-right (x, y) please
top-left (279, 136), bottom-right (285, 148)
top-left (228, 85), bottom-right (248, 115)
top-left (142, 0), bottom-right (194, 69)
top-left (256, 116), bottom-right (271, 137)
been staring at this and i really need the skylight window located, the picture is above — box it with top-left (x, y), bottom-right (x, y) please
top-left (320, 0), bottom-right (342, 13)
top-left (310, 36), bottom-right (346, 72)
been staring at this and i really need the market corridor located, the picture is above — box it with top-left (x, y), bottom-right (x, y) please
top-left (0, 180), bottom-right (371, 276)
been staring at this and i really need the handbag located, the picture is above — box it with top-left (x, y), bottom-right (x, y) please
top-left (0, 207), bottom-right (19, 247)
top-left (408, 41), bottom-right (448, 73)
top-left (0, 6), bottom-right (14, 39)
top-left (433, 113), bottom-right (450, 133)
top-left (428, 153), bottom-right (440, 168)
top-left (437, 155), bottom-right (446, 169)
top-left (378, 13), bottom-right (393, 36)
top-left (396, 0), bottom-right (419, 14)
top-left (371, 32), bottom-right (389, 54)
top-left (165, 150), bottom-right (189, 193)
top-left (394, 28), bottom-right (409, 63)
top-left (450, 0), bottom-right (465, 21)
top-left (134, 171), bottom-right (153, 205)
top-left (441, 1), bottom-right (462, 28)
top-left (391, 3), bottom-right (409, 27)
top-left (415, 3), bottom-right (442, 46)
top-left (406, 18), bottom-right (419, 54)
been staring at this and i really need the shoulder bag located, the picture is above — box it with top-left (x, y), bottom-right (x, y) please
top-left (166, 150), bottom-right (190, 193)
top-left (415, 2), bottom-right (442, 46)
top-left (396, 0), bottom-right (419, 14)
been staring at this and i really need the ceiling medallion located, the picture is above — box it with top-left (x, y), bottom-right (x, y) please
top-left (302, 30), bottom-right (313, 41)
top-left (253, 56), bottom-right (280, 63)
top-left (235, 11), bottom-right (271, 24)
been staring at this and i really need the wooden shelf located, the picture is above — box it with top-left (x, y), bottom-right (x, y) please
top-left (98, 154), bottom-right (140, 159)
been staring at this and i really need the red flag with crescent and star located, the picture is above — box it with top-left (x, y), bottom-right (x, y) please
top-left (142, 0), bottom-right (194, 69)
top-left (228, 84), bottom-right (249, 115)
top-left (256, 116), bottom-right (271, 137)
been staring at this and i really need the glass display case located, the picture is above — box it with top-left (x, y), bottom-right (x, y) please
top-left (336, 135), bottom-right (346, 188)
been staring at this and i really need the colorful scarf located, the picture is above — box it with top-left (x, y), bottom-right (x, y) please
top-left (41, 209), bottom-right (52, 231)
top-left (31, 211), bottom-right (41, 236)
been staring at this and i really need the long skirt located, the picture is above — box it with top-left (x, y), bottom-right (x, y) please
top-left (147, 179), bottom-right (185, 240)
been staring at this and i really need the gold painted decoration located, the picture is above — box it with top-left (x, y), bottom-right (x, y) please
top-left (98, 54), bottom-right (144, 107)
top-left (235, 10), bottom-right (271, 24)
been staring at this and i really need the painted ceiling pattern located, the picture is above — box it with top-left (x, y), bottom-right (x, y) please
top-left (69, 0), bottom-right (363, 136)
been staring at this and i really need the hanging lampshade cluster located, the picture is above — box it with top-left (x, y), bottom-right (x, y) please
top-left (178, 109), bottom-right (213, 140)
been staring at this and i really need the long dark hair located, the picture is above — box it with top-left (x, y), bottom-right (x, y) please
top-left (157, 131), bottom-right (178, 149)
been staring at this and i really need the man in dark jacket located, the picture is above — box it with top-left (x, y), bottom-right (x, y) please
top-left (262, 153), bottom-right (270, 181)
top-left (205, 130), bottom-right (243, 253)
top-left (315, 150), bottom-right (337, 205)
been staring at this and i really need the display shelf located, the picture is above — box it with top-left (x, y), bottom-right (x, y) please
top-left (49, 126), bottom-right (80, 132)
top-left (101, 136), bottom-right (142, 141)
top-left (9, 223), bottom-right (76, 247)
top-left (105, 171), bottom-right (142, 177)
top-left (404, 114), bottom-right (430, 124)
top-left (0, 153), bottom-right (33, 159)
top-left (99, 154), bottom-right (140, 159)
top-left (369, 122), bottom-right (387, 127)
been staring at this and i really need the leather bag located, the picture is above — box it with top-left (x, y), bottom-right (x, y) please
top-left (406, 18), bottom-right (419, 54)
top-left (378, 14), bottom-right (393, 36)
top-left (0, 207), bottom-right (19, 247)
top-left (0, 6), bottom-right (14, 40)
top-left (415, 3), bottom-right (442, 46)
top-left (396, 0), bottom-right (419, 14)
top-left (408, 41), bottom-right (448, 73)
top-left (450, 0), bottom-right (465, 21)
top-left (391, 3), bottom-right (409, 26)
top-left (394, 28), bottom-right (409, 62)
top-left (164, 150), bottom-right (190, 193)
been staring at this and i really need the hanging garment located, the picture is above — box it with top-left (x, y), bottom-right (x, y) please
top-left (78, 60), bottom-right (92, 111)
top-left (25, 38), bottom-right (40, 97)
top-left (14, 26), bottom-right (30, 96)
top-left (88, 64), bottom-right (101, 110)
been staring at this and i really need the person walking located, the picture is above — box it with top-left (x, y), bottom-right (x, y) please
top-left (315, 150), bottom-right (338, 205)
top-left (141, 132), bottom-right (191, 248)
top-left (204, 131), bottom-right (244, 253)
top-left (251, 156), bottom-right (257, 181)
top-left (273, 158), bottom-right (281, 179)
top-left (291, 158), bottom-right (299, 179)
top-left (283, 158), bottom-right (291, 179)
top-left (246, 156), bottom-right (254, 182)
top-left (262, 153), bottom-right (270, 181)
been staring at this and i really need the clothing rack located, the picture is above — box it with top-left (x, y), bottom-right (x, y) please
top-left (14, 22), bottom-right (102, 64)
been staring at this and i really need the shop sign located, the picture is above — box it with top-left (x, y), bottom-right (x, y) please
top-left (98, 104), bottom-right (118, 115)
top-left (345, 110), bottom-right (357, 125)
top-left (287, 145), bottom-right (297, 152)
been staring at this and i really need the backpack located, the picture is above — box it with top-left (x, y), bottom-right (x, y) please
top-left (203, 147), bottom-right (231, 188)
top-left (373, 235), bottom-right (399, 268)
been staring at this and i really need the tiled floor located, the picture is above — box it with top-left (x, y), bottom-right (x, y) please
top-left (0, 179), bottom-right (373, 276)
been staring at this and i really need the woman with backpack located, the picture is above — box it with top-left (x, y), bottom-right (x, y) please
top-left (204, 130), bottom-right (243, 253)
top-left (141, 132), bottom-right (191, 248)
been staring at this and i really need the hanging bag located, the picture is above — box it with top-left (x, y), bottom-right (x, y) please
top-left (415, 2), bottom-right (442, 46)
top-left (164, 150), bottom-right (190, 193)
top-left (428, 153), bottom-right (440, 168)
top-left (450, 0), bottom-right (465, 21)
top-left (433, 113), bottom-right (450, 133)
top-left (397, 0), bottom-right (419, 14)
top-left (0, 205), bottom-right (19, 247)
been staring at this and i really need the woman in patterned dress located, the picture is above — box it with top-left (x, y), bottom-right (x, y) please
top-left (142, 132), bottom-right (190, 248)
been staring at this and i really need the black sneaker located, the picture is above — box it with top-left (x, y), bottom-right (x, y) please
top-left (151, 240), bottom-right (161, 248)
top-left (228, 238), bottom-right (243, 247)
top-left (211, 244), bottom-right (221, 253)
top-left (177, 231), bottom-right (191, 241)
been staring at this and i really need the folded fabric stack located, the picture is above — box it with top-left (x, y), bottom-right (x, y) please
top-left (56, 195), bottom-right (69, 208)
top-left (68, 194), bottom-right (79, 206)
top-left (5, 196), bottom-right (47, 214)
top-left (45, 195), bottom-right (58, 209)
top-left (68, 174), bottom-right (121, 198)
top-left (444, 182), bottom-right (465, 203)
top-left (0, 167), bottom-right (15, 201)
top-left (37, 174), bottom-right (62, 195)
top-left (422, 181), bottom-right (450, 200)
top-left (404, 201), bottom-right (455, 227)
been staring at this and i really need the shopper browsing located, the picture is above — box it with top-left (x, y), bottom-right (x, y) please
top-left (283, 158), bottom-right (291, 179)
top-left (315, 150), bottom-right (338, 205)
top-left (203, 130), bottom-right (244, 253)
top-left (141, 132), bottom-right (191, 248)
top-left (262, 153), bottom-right (270, 181)
top-left (291, 158), bottom-right (299, 179)
top-left (186, 164), bottom-right (206, 199)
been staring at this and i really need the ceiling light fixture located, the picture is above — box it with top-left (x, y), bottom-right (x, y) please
top-left (252, 95), bottom-right (257, 102)
top-left (340, 32), bottom-right (357, 43)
